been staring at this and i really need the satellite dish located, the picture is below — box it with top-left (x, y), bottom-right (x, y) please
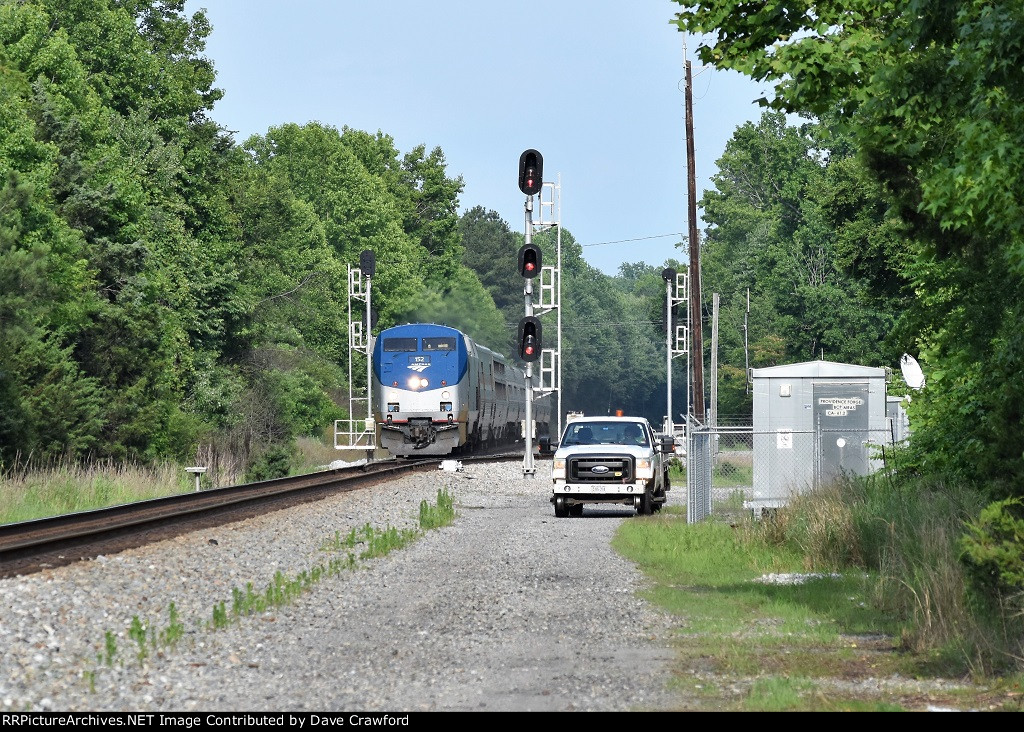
top-left (900, 353), bottom-right (925, 390)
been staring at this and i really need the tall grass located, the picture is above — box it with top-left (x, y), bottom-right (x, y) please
top-left (0, 437), bottom-right (359, 525)
top-left (0, 456), bottom-right (193, 525)
top-left (744, 472), bottom-right (1023, 676)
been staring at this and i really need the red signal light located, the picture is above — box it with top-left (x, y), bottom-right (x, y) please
top-left (517, 243), bottom-right (542, 278)
top-left (518, 150), bottom-right (543, 196)
top-left (517, 316), bottom-right (542, 362)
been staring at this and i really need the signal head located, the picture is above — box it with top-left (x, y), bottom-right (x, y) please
top-left (517, 243), bottom-right (542, 278)
top-left (518, 149), bottom-right (543, 196)
top-left (360, 249), bottom-right (376, 279)
top-left (517, 316), bottom-right (542, 363)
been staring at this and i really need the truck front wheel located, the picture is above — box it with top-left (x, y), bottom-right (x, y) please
top-left (554, 495), bottom-right (569, 518)
top-left (637, 489), bottom-right (653, 516)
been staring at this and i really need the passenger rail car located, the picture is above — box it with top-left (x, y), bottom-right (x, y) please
top-left (372, 323), bottom-right (551, 457)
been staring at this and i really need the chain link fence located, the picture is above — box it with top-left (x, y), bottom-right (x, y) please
top-left (686, 422), bottom-right (894, 522)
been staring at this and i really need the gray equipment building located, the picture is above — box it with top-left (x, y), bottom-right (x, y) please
top-left (748, 360), bottom-right (890, 513)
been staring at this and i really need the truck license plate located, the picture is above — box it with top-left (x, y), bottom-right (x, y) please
top-left (560, 484), bottom-right (630, 495)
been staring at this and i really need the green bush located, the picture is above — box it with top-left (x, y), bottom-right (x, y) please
top-left (245, 445), bottom-right (294, 482)
top-left (960, 497), bottom-right (1024, 599)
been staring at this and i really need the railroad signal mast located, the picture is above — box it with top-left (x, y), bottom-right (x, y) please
top-left (661, 267), bottom-right (689, 440)
top-left (335, 249), bottom-right (377, 461)
top-left (517, 149), bottom-right (562, 478)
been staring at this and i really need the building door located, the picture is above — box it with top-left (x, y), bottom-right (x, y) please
top-left (813, 382), bottom-right (870, 482)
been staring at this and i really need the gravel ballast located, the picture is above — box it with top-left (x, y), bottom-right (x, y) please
top-left (0, 459), bottom-right (682, 712)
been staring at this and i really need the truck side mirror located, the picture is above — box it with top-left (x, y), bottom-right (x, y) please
top-left (659, 435), bottom-right (675, 453)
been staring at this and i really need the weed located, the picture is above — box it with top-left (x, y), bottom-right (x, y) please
top-left (103, 630), bottom-right (117, 666)
top-left (320, 531), bottom-right (344, 552)
top-left (211, 601), bottom-right (229, 629)
top-left (419, 488), bottom-right (456, 531)
top-left (362, 525), bottom-right (419, 559)
top-left (128, 616), bottom-right (149, 662)
top-left (89, 487), bottom-right (459, 683)
top-left (159, 602), bottom-right (185, 647)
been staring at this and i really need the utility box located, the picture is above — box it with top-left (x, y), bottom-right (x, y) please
top-left (886, 396), bottom-right (910, 445)
top-left (748, 360), bottom-right (889, 512)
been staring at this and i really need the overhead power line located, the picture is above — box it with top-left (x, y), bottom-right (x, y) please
top-left (581, 234), bottom-right (684, 248)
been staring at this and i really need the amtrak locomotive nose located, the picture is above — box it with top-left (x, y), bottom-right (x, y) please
top-left (374, 324), bottom-right (464, 453)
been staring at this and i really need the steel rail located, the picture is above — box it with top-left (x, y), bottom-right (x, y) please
top-left (0, 451), bottom-right (524, 576)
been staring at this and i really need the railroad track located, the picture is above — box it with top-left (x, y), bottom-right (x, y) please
top-left (0, 450), bottom-right (524, 578)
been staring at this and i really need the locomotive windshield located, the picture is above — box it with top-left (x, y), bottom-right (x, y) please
top-left (423, 337), bottom-right (457, 351)
top-left (383, 338), bottom-right (418, 352)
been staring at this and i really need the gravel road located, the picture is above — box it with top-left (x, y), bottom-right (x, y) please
top-left (0, 459), bottom-right (682, 712)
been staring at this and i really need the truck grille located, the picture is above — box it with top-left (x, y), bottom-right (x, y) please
top-left (568, 455), bottom-right (633, 483)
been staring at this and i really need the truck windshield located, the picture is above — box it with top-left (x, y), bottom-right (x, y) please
top-left (561, 421), bottom-right (648, 446)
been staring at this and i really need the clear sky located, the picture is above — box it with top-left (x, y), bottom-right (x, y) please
top-left (183, 1), bottom-right (772, 275)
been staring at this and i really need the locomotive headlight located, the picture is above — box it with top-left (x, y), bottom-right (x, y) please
top-left (407, 376), bottom-right (429, 390)
top-left (441, 391), bottom-right (450, 400)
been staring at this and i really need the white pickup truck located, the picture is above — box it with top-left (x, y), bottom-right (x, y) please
top-left (550, 415), bottom-right (674, 517)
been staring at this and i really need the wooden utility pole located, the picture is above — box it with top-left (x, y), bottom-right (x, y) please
top-left (685, 60), bottom-right (705, 421)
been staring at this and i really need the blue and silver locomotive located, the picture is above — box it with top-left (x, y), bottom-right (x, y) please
top-left (372, 323), bottom-right (550, 457)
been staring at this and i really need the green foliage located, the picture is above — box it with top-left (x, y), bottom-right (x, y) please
top-left (4, 0), bottom-right (697, 462)
top-left (419, 488), bottom-right (456, 531)
top-left (244, 444), bottom-right (294, 482)
top-left (262, 365), bottom-right (344, 439)
top-left (211, 601), bottom-right (229, 629)
top-left (743, 677), bottom-right (821, 712)
top-left (745, 472), bottom-right (1024, 674)
top-left (128, 615), bottom-right (149, 662)
top-left (406, 266), bottom-right (508, 351)
top-left (698, 112), bottom-right (907, 422)
top-left (459, 206), bottom-right (524, 320)
top-left (461, 209), bottom-right (674, 421)
top-left (539, 228), bottom-right (669, 420)
top-left (672, 0), bottom-right (1024, 493)
top-left (0, 0), bottom-right (237, 463)
top-left (159, 602), bottom-right (185, 647)
top-left (241, 122), bottom-right (426, 329)
top-left (961, 498), bottom-right (1024, 599)
top-left (102, 630), bottom-right (118, 666)
top-left (0, 0), bottom-right (503, 467)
